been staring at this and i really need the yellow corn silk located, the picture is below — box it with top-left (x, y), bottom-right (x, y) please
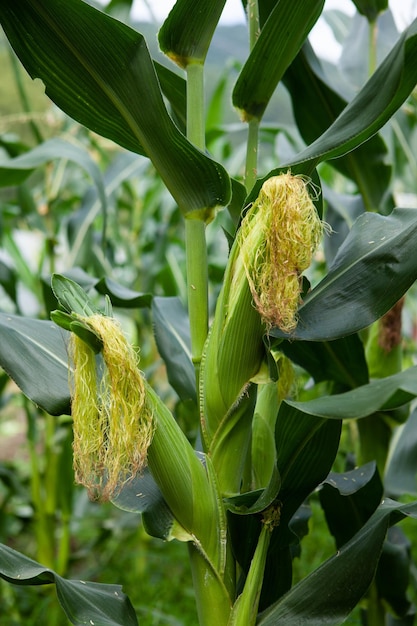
top-left (239, 173), bottom-right (325, 333)
top-left (69, 315), bottom-right (154, 501)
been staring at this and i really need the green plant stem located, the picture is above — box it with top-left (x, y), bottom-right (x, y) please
top-left (368, 18), bottom-right (378, 76)
top-left (245, 1), bottom-right (260, 191)
top-left (25, 401), bottom-right (55, 569)
top-left (188, 543), bottom-right (232, 626)
top-left (245, 118), bottom-right (259, 192)
top-left (247, 0), bottom-right (260, 50)
top-left (186, 63), bottom-right (205, 149)
top-left (185, 218), bottom-right (209, 373)
top-left (366, 580), bottom-right (386, 626)
top-left (185, 61), bottom-right (208, 378)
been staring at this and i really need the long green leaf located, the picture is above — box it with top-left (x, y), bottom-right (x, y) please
top-left (271, 208), bottom-right (417, 341)
top-left (0, 544), bottom-right (138, 626)
top-left (233, 0), bottom-right (325, 121)
top-left (257, 499), bottom-right (417, 625)
top-left (283, 42), bottom-right (391, 210)
top-left (286, 365), bottom-right (417, 420)
top-left (0, 313), bottom-right (70, 415)
top-left (152, 296), bottom-right (196, 403)
top-left (0, 0), bottom-right (231, 215)
top-left (158, 0), bottom-right (226, 66)
top-left (286, 17), bottom-right (417, 169)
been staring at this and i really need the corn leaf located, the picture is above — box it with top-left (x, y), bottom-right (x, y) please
top-left (287, 17), bottom-right (417, 169)
top-left (0, 0), bottom-right (230, 215)
top-left (285, 365), bottom-right (417, 420)
top-left (270, 208), bottom-right (417, 341)
top-left (283, 42), bottom-right (392, 211)
top-left (280, 334), bottom-right (369, 388)
top-left (158, 0), bottom-right (226, 67)
top-left (152, 296), bottom-right (196, 403)
top-left (257, 500), bottom-right (417, 625)
top-left (233, 0), bottom-right (325, 121)
top-left (352, 0), bottom-right (388, 21)
top-left (0, 544), bottom-right (138, 626)
top-left (0, 313), bottom-right (70, 416)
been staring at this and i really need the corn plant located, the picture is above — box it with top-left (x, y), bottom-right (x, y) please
top-left (1, 1), bottom-right (417, 625)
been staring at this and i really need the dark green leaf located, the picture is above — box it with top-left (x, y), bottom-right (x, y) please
top-left (283, 42), bottom-right (391, 210)
top-left (0, 0), bottom-right (231, 215)
top-left (285, 365), bottom-right (417, 421)
top-left (0, 313), bottom-right (70, 415)
top-left (319, 462), bottom-right (383, 547)
top-left (154, 61), bottom-right (187, 131)
top-left (257, 499), bottom-right (417, 625)
top-left (270, 208), bottom-right (417, 341)
top-left (95, 277), bottom-right (152, 309)
top-left (111, 469), bottom-right (175, 540)
top-left (224, 466), bottom-right (281, 515)
top-left (0, 260), bottom-right (17, 304)
top-left (385, 406), bottom-right (417, 498)
top-left (158, 0), bottom-right (226, 66)
top-left (280, 334), bottom-right (369, 388)
top-left (233, 0), bottom-right (325, 121)
top-left (352, 0), bottom-right (388, 22)
top-left (376, 526), bottom-right (412, 618)
top-left (152, 296), bottom-right (196, 403)
top-left (0, 544), bottom-right (138, 626)
top-left (286, 18), bottom-right (417, 169)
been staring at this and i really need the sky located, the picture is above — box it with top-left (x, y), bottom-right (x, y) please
top-left (125, 0), bottom-right (417, 60)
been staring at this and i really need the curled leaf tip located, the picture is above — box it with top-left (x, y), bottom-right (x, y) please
top-left (70, 314), bottom-right (154, 501)
top-left (239, 173), bottom-right (326, 333)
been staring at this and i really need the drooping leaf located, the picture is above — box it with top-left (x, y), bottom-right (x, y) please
top-left (111, 469), bottom-right (175, 540)
top-left (319, 462), bottom-right (383, 548)
top-left (0, 544), bottom-right (138, 626)
top-left (257, 499), bottom-right (417, 625)
top-left (351, 0), bottom-right (388, 22)
top-left (285, 365), bottom-right (417, 421)
top-left (0, 0), bottom-right (231, 215)
top-left (280, 333), bottom-right (369, 388)
top-left (286, 17), bottom-right (417, 170)
top-left (270, 208), bottom-right (417, 341)
top-left (233, 0), bottom-right (325, 121)
top-left (0, 313), bottom-right (70, 415)
top-left (95, 277), bottom-right (152, 309)
top-left (158, 0), bottom-right (226, 67)
top-left (283, 42), bottom-right (392, 211)
top-left (385, 406), bottom-right (417, 498)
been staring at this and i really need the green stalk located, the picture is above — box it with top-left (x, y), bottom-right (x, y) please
top-left (185, 218), bottom-right (208, 373)
top-left (245, 118), bottom-right (259, 192)
top-left (25, 401), bottom-right (54, 568)
top-left (368, 18), bottom-right (378, 76)
top-left (244, 1), bottom-right (260, 191)
top-left (185, 61), bottom-right (209, 378)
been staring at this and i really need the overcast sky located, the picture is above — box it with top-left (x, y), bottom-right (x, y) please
top-left (124, 0), bottom-right (417, 59)
top-left (132, 0), bottom-right (417, 26)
